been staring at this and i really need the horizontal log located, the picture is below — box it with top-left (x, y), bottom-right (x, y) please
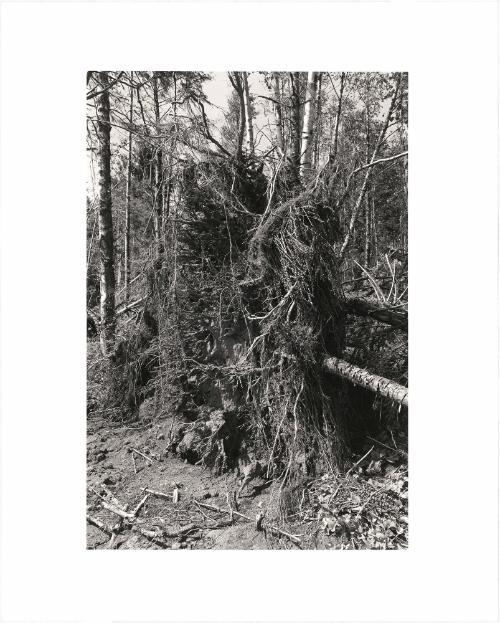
top-left (324, 356), bottom-right (408, 408)
top-left (345, 296), bottom-right (407, 331)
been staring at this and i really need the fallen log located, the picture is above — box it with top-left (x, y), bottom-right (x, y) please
top-left (345, 296), bottom-right (407, 331)
top-left (101, 501), bottom-right (135, 519)
top-left (324, 356), bottom-right (408, 408)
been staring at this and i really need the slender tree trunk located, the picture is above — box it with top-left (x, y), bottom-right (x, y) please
top-left (152, 76), bottom-right (164, 258)
top-left (289, 72), bottom-right (302, 182)
top-left (300, 71), bottom-right (318, 179)
top-left (95, 71), bottom-right (116, 356)
top-left (124, 85), bottom-right (133, 304)
top-left (371, 197), bottom-right (378, 261)
top-left (331, 72), bottom-right (345, 161)
top-left (271, 72), bottom-right (285, 155)
top-left (364, 107), bottom-right (371, 267)
top-left (313, 73), bottom-right (322, 168)
top-left (364, 194), bottom-right (371, 266)
top-left (340, 74), bottom-right (402, 260)
top-left (241, 72), bottom-right (254, 155)
top-left (230, 72), bottom-right (246, 160)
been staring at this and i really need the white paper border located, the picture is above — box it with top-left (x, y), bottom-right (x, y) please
top-left (0, 1), bottom-right (498, 622)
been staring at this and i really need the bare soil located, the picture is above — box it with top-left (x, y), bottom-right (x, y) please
top-left (87, 415), bottom-right (317, 549)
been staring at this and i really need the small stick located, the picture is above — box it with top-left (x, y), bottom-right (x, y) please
top-left (141, 487), bottom-right (173, 500)
top-left (366, 435), bottom-right (408, 458)
top-left (101, 501), bottom-right (134, 519)
top-left (132, 453), bottom-right (137, 474)
top-left (106, 534), bottom-right (117, 549)
top-left (345, 445), bottom-right (375, 477)
top-left (87, 513), bottom-right (114, 535)
top-left (133, 526), bottom-right (168, 547)
top-left (194, 501), bottom-right (214, 522)
top-left (163, 523), bottom-right (199, 538)
top-left (196, 499), bottom-right (252, 522)
top-left (225, 490), bottom-right (234, 523)
top-left (132, 494), bottom-right (149, 517)
top-left (266, 524), bottom-right (302, 545)
top-left (131, 448), bottom-right (155, 463)
top-left (100, 484), bottom-right (128, 511)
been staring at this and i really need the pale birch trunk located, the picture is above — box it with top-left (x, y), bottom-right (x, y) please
top-left (300, 71), bottom-right (318, 178)
top-left (271, 72), bottom-right (285, 155)
top-left (241, 72), bottom-right (254, 155)
top-left (124, 85), bottom-right (133, 304)
top-left (289, 72), bottom-right (302, 182)
top-left (331, 72), bottom-right (345, 161)
top-left (95, 71), bottom-right (116, 356)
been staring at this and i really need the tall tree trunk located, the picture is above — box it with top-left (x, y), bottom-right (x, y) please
top-left (300, 71), bottom-right (318, 179)
top-left (95, 71), bottom-right (116, 356)
top-left (124, 84), bottom-right (133, 304)
top-left (289, 72), bottom-right (302, 182)
top-left (271, 72), bottom-right (285, 155)
top-left (241, 72), bottom-right (254, 155)
top-left (364, 193), bottom-right (371, 267)
top-left (340, 73), bottom-right (402, 260)
top-left (313, 73), bottom-right (322, 168)
top-left (152, 75), bottom-right (164, 258)
top-left (364, 106), bottom-right (371, 267)
top-left (331, 72), bottom-right (345, 161)
top-left (229, 72), bottom-right (246, 160)
top-left (371, 197), bottom-right (378, 261)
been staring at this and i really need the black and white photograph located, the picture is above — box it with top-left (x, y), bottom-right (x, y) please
top-left (86, 70), bottom-right (409, 550)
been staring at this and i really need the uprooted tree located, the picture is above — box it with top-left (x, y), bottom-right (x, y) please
top-left (87, 70), bottom-right (408, 479)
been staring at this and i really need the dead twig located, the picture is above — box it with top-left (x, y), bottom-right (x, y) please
top-left (345, 445), bottom-right (374, 477)
top-left (87, 513), bottom-right (115, 535)
top-left (101, 501), bottom-right (135, 519)
top-left (100, 484), bottom-right (128, 511)
top-left (141, 487), bottom-right (173, 500)
top-left (366, 435), bottom-right (408, 458)
top-left (132, 494), bottom-right (149, 517)
top-left (195, 500), bottom-right (302, 546)
top-left (132, 526), bottom-right (168, 547)
top-left (131, 448), bottom-right (155, 463)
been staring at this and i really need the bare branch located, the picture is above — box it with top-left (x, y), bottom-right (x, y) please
top-left (87, 71), bottom-right (124, 100)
